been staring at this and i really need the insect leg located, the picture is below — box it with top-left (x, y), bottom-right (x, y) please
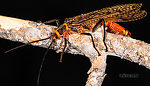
top-left (92, 18), bottom-right (108, 52)
top-left (4, 36), bottom-right (52, 53)
top-left (81, 33), bottom-right (101, 56)
top-left (59, 38), bottom-right (67, 63)
top-left (37, 39), bottom-right (54, 86)
top-left (43, 19), bottom-right (60, 27)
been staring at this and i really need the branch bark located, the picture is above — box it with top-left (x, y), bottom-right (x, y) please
top-left (0, 15), bottom-right (150, 86)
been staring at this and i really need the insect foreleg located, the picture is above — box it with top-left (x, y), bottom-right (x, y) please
top-left (59, 38), bottom-right (67, 63)
top-left (43, 19), bottom-right (60, 27)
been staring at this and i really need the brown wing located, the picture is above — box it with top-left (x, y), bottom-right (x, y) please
top-left (104, 9), bottom-right (147, 22)
top-left (67, 3), bottom-right (147, 26)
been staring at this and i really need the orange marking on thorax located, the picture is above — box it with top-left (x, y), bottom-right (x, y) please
top-left (63, 23), bottom-right (71, 32)
top-left (63, 23), bottom-right (72, 38)
top-left (105, 22), bottom-right (131, 37)
top-left (79, 26), bottom-right (84, 33)
top-left (54, 23), bottom-right (72, 38)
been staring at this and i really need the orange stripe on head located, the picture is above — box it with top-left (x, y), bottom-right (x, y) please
top-left (54, 30), bottom-right (60, 37)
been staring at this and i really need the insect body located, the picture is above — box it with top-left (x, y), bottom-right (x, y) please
top-left (50, 3), bottom-right (147, 55)
top-left (51, 3), bottom-right (147, 59)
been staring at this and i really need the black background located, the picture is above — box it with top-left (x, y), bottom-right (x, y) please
top-left (0, 0), bottom-right (150, 86)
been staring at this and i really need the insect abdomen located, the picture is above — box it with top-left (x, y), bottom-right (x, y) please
top-left (105, 22), bottom-right (131, 37)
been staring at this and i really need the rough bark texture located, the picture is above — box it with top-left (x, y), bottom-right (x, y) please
top-left (0, 15), bottom-right (150, 86)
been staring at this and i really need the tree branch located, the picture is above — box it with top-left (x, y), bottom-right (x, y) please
top-left (0, 15), bottom-right (150, 86)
